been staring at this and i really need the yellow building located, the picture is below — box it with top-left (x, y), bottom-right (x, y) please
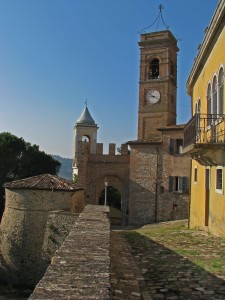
top-left (183, 0), bottom-right (225, 237)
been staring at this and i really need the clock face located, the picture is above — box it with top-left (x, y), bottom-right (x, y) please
top-left (146, 89), bottom-right (161, 104)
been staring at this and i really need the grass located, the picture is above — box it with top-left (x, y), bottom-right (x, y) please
top-left (122, 221), bottom-right (225, 276)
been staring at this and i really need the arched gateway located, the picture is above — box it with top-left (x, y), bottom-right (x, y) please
top-left (72, 106), bottom-right (130, 225)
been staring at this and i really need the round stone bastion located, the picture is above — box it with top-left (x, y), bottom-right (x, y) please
top-left (0, 174), bottom-right (84, 287)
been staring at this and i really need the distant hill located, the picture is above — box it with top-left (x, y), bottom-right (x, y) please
top-left (52, 155), bottom-right (73, 180)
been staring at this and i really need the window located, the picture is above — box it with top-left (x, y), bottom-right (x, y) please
top-left (194, 167), bottom-right (198, 183)
top-left (169, 176), bottom-right (188, 193)
top-left (207, 83), bottom-right (212, 126)
top-left (195, 99), bottom-right (201, 137)
top-left (169, 139), bottom-right (183, 155)
top-left (212, 76), bottom-right (218, 116)
top-left (216, 167), bottom-right (223, 194)
top-left (148, 59), bottom-right (159, 79)
top-left (218, 67), bottom-right (224, 116)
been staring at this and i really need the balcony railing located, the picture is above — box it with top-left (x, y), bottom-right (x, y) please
top-left (184, 113), bottom-right (225, 148)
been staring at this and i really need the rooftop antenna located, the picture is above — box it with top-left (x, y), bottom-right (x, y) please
top-left (139, 4), bottom-right (169, 34)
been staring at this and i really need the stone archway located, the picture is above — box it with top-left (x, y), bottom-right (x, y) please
top-left (96, 175), bottom-right (127, 226)
top-left (99, 186), bottom-right (122, 225)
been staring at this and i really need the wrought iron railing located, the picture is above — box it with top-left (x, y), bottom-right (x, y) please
top-left (184, 113), bottom-right (225, 148)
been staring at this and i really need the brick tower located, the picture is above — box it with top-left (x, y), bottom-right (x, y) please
top-left (138, 30), bottom-right (179, 140)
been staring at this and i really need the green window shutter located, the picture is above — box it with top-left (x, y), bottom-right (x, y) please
top-left (169, 176), bottom-right (174, 192)
top-left (182, 177), bottom-right (188, 192)
top-left (169, 139), bottom-right (175, 155)
top-left (179, 177), bottom-right (183, 192)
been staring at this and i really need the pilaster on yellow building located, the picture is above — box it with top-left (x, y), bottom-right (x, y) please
top-left (183, 0), bottom-right (225, 237)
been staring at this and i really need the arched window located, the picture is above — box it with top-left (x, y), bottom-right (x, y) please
top-left (212, 76), bottom-right (217, 116)
top-left (207, 83), bottom-right (212, 126)
top-left (82, 135), bottom-right (90, 142)
top-left (148, 59), bottom-right (159, 79)
top-left (195, 100), bottom-right (201, 136)
top-left (218, 67), bottom-right (224, 116)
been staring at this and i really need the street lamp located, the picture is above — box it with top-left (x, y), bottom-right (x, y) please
top-left (104, 177), bottom-right (108, 206)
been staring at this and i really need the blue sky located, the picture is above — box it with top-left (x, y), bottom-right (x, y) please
top-left (0, 0), bottom-right (218, 158)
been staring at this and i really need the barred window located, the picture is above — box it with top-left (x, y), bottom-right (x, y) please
top-left (216, 167), bottom-right (223, 194)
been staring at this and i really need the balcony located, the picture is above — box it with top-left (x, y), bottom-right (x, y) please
top-left (183, 114), bottom-right (225, 165)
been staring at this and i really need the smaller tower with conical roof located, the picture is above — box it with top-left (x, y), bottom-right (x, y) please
top-left (72, 105), bottom-right (98, 178)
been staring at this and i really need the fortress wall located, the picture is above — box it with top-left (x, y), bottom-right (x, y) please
top-left (30, 205), bottom-right (111, 300)
top-left (38, 210), bottom-right (80, 281)
top-left (0, 188), bottom-right (75, 287)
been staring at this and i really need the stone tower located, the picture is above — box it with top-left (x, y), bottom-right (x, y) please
top-left (72, 105), bottom-right (98, 178)
top-left (128, 30), bottom-right (190, 225)
top-left (138, 30), bottom-right (179, 140)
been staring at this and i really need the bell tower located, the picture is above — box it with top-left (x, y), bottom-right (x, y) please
top-left (72, 105), bottom-right (98, 178)
top-left (138, 30), bottom-right (179, 140)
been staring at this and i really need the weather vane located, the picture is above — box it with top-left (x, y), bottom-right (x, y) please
top-left (85, 99), bottom-right (87, 107)
top-left (139, 4), bottom-right (169, 34)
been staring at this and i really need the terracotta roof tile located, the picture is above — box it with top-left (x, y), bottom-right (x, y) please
top-left (3, 174), bottom-right (83, 191)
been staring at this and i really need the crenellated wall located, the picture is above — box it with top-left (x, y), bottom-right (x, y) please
top-left (77, 141), bottom-right (130, 225)
top-left (29, 205), bottom-right (111, 300)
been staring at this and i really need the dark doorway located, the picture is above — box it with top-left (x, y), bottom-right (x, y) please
top-left (99, 186), bottom-right (122, 225)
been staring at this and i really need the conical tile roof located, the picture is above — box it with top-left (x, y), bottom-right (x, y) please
top-left (76, 106), bottom-right (96, 125)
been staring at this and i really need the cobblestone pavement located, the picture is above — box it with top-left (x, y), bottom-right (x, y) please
top-left (110, 223), bottom-right (225, 300)
top-left (111, 230), bottom-right (153, 300)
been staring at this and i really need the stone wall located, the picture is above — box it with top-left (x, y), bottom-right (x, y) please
top-left (30, 205), bottom-right (111, 300)
top-left (38, 210), bottom-right (80, 281)
top-left (129, 129), bottom-right (191, 225)
top-left (0, 188), bottom-right (83, 287)
top-left (129, 144), bottom-right (158, 224)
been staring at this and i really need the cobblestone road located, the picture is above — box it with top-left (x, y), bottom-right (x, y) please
top-left (111, 223), bottom-right (225, 300)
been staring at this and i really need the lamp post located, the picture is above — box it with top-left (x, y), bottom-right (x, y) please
top-left (104, 177), bottom-right (108, 206)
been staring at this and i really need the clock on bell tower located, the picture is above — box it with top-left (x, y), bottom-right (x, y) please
top-left (137, 30), bottom-right (179, 140)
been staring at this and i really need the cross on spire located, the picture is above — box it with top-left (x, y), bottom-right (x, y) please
top-left (85, 99), bottom-right (88, 107)
top-left (139, 3), bottom-right (169, 34)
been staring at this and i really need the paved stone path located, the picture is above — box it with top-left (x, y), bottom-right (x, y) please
top-left (111, 231), bottom-right (152, 299)
top-left (111, 229), bottom-right (225, 300)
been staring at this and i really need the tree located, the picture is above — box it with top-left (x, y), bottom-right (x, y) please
top-left (0, 132), bottom-right (61, 217)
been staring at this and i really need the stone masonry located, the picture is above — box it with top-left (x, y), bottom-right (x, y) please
top-left (0, 174), bottom-right (84, 287)
top-left (30, 205), bottom-right (111, 300)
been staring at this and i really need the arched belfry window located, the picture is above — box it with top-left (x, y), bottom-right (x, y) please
top-left (207, 83), bottom-right (212, 126)
top-left (82, 135), bottom-right (90, 143)
top-left (218, 67), bottom-right (224, 116)
top-left (148, 59), bottom-right (159, 79)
